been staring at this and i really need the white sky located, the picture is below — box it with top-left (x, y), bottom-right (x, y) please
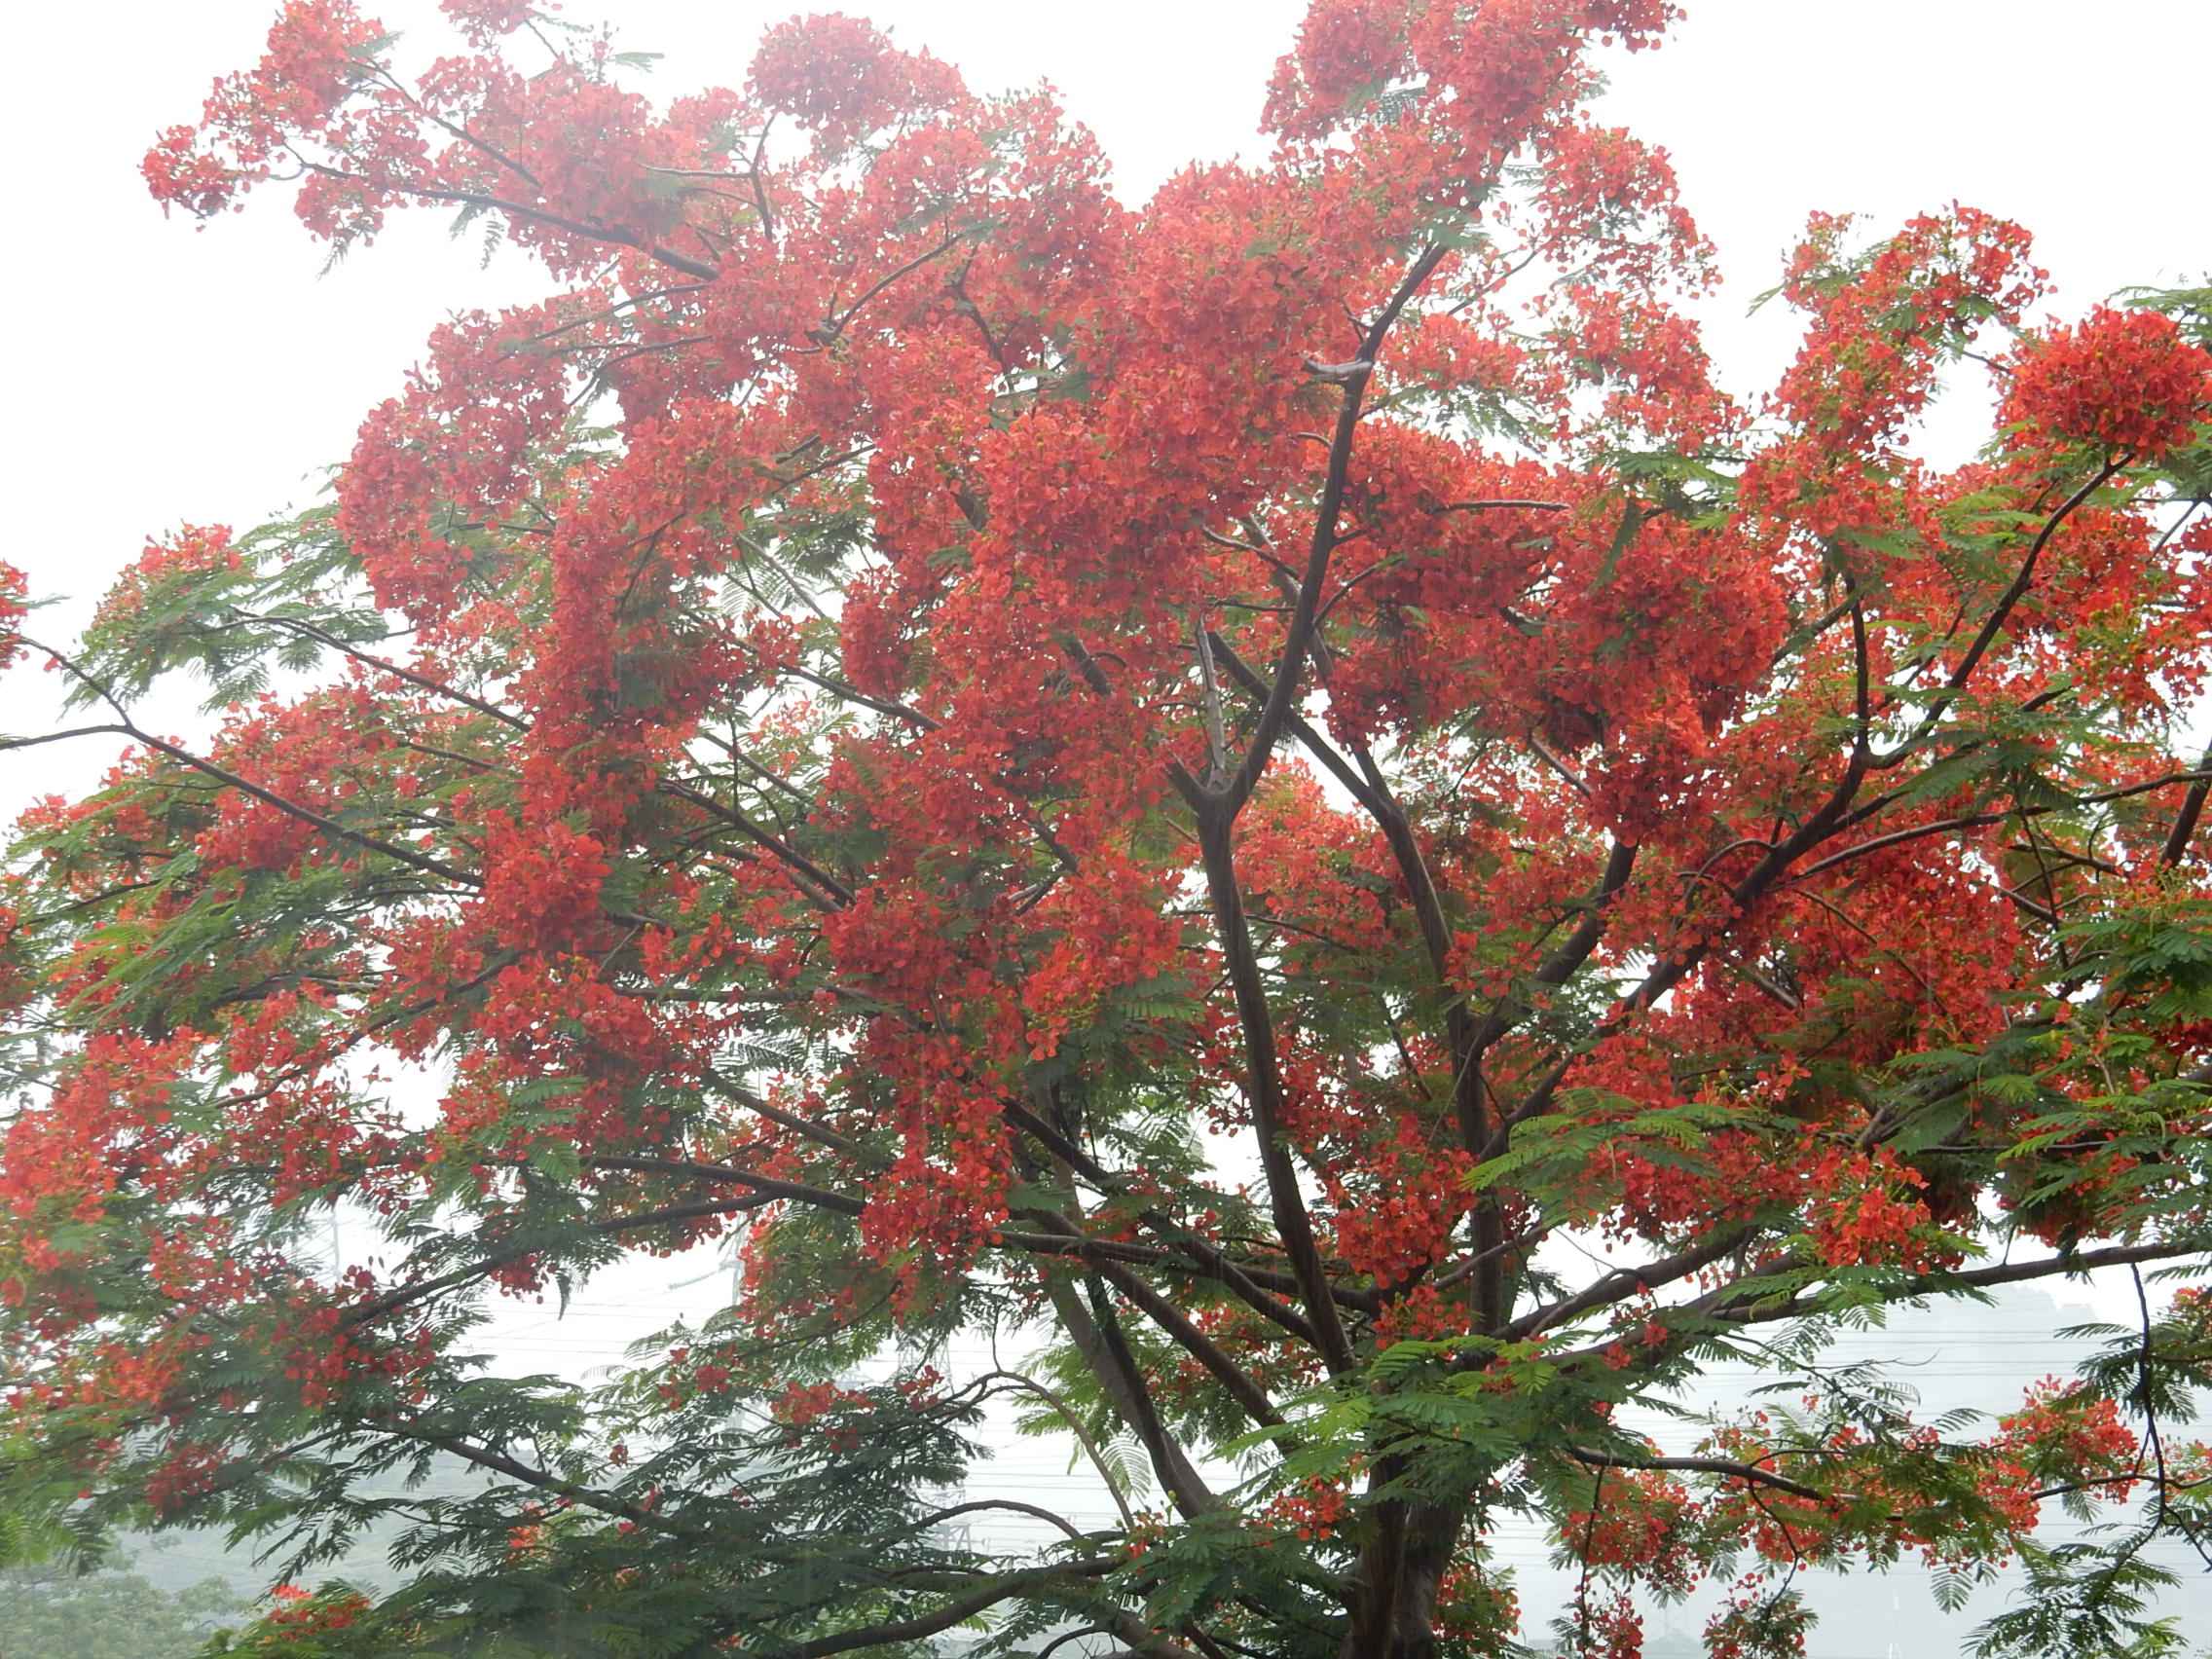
top-left (5, 2), bottom-right (2210, 1650)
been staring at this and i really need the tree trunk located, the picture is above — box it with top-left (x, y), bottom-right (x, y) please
top-left (1341, 1491), bottom-right (1463, 1658)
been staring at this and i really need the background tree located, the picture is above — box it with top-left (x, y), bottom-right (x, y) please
top-left (0, 1562), bottom-right (241, 1659)
top-left (3, 2), bottom-right (2211, 1655)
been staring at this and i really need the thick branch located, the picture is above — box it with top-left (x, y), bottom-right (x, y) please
top-left (1503, 1226), bottom-right (1755, 1344)
top-left (2160, 739), bottom-right (2212, 866)
top-left (27, 641), bottom-right (479, 888)
top-left (1002, 1098), bottom-right (1348, 1331)
top-left (1037, 1271), bottom-right (1216, 1518)
top-left (778, 1559), bottom-right (1123, 1659)
top-left (300, 163), bottom-right (719, 281)
top-left (1564, 1445), bottom-right (1830, 1504)
top-left (1090, 1257), bottom-right (1290, 1436)
top-left (1886, 460), bottom-right (2123, 759)
top-left (1221, 242), bottom-right (1449, 816)
top-left (1194, 811), bottom-right (1356, 1375)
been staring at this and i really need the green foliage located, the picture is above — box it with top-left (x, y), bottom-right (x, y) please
top-left (1969, 1536), bottom-right (2193, 1659)
top-left (0, 1564), bottom-right (240, 1659)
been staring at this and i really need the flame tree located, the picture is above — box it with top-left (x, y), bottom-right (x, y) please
top-left (4, 3), bottom-right (2212, 1654)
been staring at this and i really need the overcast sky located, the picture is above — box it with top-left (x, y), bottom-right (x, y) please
top-left (6, 4), bottom-right (2209, 1651)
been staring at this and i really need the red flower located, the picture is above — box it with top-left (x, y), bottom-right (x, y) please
top-left (2006, 304), bottom-right (2212, 460)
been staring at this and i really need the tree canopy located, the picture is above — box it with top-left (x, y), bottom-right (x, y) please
top-left (0, 1562), bottom-right (240, 1659)
top-left (4, 2), bottom-right (2212, 1655)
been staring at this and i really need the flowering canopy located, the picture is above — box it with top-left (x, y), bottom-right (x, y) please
top-left (5, 2), bottom-right (2212, 1655)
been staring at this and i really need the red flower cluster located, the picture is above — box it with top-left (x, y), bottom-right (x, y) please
top-left (1265, 1476), bottom-right (1350, 1541)
top-left (2005, 304), bottom-right (2212, 461)
top-left (143, 0), bottom-right (384, 218)
top-left (749, 14), bottom-right (966, 153)
top-left (0, 560), bottom-right (25, 671)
